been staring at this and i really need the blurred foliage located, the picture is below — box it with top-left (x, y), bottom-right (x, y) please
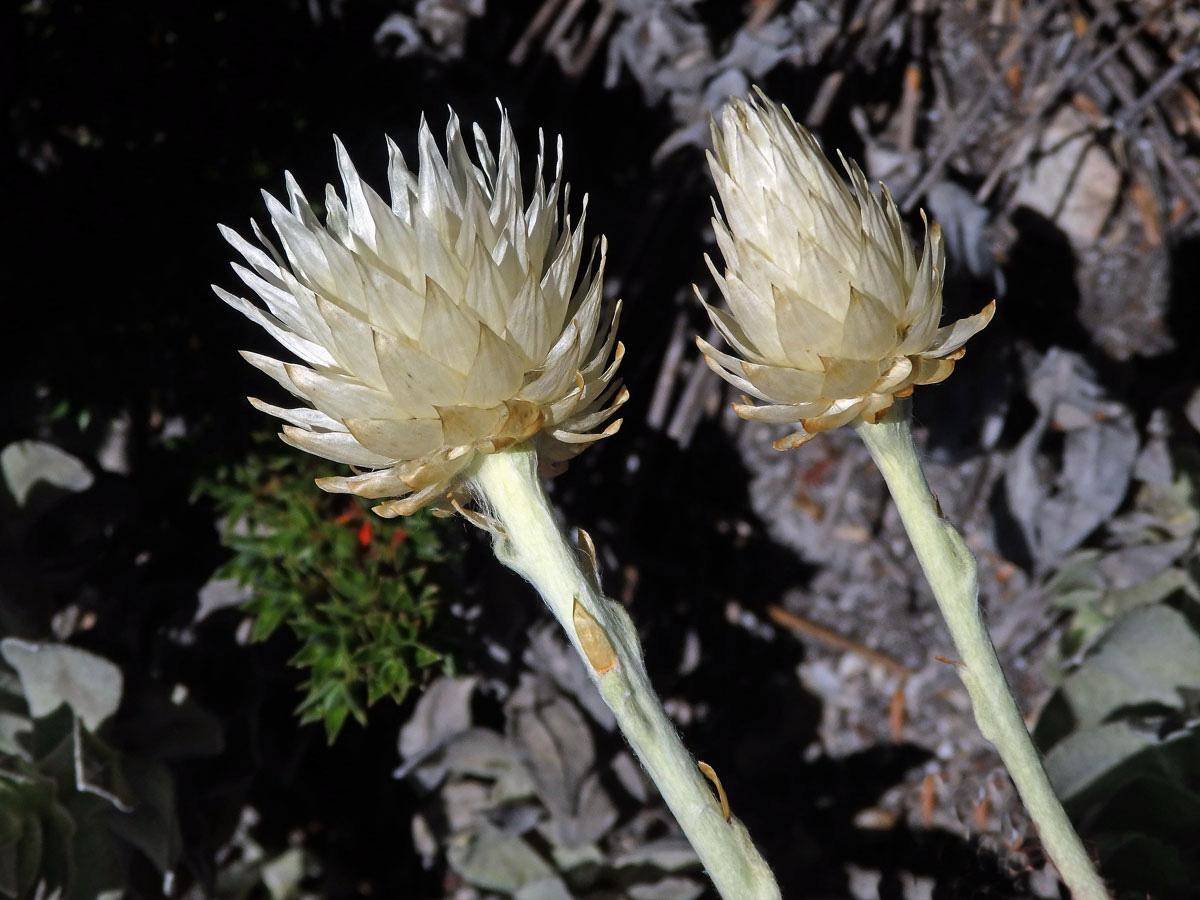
top-left (1035, 436), bottom-right (1200, 899)
top-left (0, 431), bottom-right (423, 897)
top-left (397, 642), bottom-right (707, 900)
top-left (200, 445), bottom-right (455, 742)
top-left (0, 437), bottom-right (225, 899)
top-left (0, 640), bottom-right (202, 900)
top-left (0, 634), bottom-right (314, 900)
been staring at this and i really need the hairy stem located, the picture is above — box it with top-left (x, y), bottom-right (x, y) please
top-left (469, 446), bottom-right (781, 900)
top-left (854, 401), bottom-right (1108, 900)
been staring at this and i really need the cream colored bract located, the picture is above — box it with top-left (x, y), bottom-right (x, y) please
top-left (697, 91), bottom-right (993, 449)
top-left (216, 108), bottom-right (626, 516)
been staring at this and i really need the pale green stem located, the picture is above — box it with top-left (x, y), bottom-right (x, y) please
top-left (854, 401), bottom-right (1109, 900)
top-left (469, 446), bottom-right (781, 900)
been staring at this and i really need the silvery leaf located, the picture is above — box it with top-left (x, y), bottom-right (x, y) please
top-left (1, 441), bottom-right (93, 506)
top-left (1, 640), bottom-right (122, 732)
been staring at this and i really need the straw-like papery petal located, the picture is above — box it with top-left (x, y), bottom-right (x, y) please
top-left (218, 105), bottom-right (624, 516)
top-left (697, 90), bottom-right (994, 447)
top-left (733, 399), bottom-right (827, 423)
top-left (247, 397), bottom-right (342, 431)
top-left (924, 301), bottom-right (996, 358)
top-left (742, 361), bottom-right (825, 403)
top-left (279, 426), bottom-right (395, 468)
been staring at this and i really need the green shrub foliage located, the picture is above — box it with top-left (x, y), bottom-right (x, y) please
top-left (204, 447), bottom-right (453, 741)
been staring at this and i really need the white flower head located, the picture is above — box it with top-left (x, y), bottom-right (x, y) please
top-left (697, 90), bottom-right (993, 449)
top-left (216, 106), bottom-right (626, 516)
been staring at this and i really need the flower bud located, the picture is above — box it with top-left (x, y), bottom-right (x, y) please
top-left (697, 91), bottom-right (993, 449)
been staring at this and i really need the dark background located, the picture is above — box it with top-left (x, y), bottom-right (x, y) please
top-left (5, 2), bottom-right (1200, 898)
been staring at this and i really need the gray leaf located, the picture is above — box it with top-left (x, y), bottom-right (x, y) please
top-left (442, 780), bottom-right (492, 835)
top-left (1101, 566), bottom-right (1197, 620)
top-left (439, 727), bottom-right (522, 783)
top-left (103, 753), bottom-right (182, 872)
top-left (925, 181), bottom-right (995, 280)
top-left (1025, 349), bottom-right (1112, 427)
top-left (194, 577), bottom-right (253, 623)
top-left (1, 441), bottom-right (93, 506)
top-left (1098, 539), bottom-right (1193, 590)
top-left (260, 848), bottom-right (307, 900)
top-left (1036, 419), bottom-right (1138, 560)
top-left (446, 824), bottom-right (556, 893)
top-left (1045, 720), bottom-right (1188, 802)
top-left (73, 718), bottom-right (137, 812)
top-left (524, 624), bottom-right (614, 730)
top-left (628, 877), bottom-right (707, 900)
top-left (1, 640), bottom-right (123, 732)
top-left (1005, 351), bottom-right (1138, 567)
top-left (1044, 550), bottom-right (1106, 611)
top-left (1061, 605), bottom-right (1200, 729)
top-left (506, 675), bottom-right (614, 846)
top-left (1186, 387), bottom-right (1200, 435)
top-left (515, 877), bottom-right (574, 900)
top-left (396, 675), bottom-right (477, 788)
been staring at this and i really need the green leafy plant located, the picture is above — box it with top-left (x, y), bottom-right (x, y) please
top-left (0, 639), bottom-right (218, 900)
top-left (202, 446), bottom-right (454, 741)
top-left (1034, 445), bottom-right (1200, 898)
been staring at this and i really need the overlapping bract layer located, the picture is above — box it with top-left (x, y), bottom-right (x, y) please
top-left (698, 92), bottom-right (993, 449)
top-left (216, 109), bottom-right (626, 516)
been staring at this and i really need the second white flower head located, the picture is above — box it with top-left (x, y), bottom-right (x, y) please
top-left (698, 91), bottom-right (993, 448)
